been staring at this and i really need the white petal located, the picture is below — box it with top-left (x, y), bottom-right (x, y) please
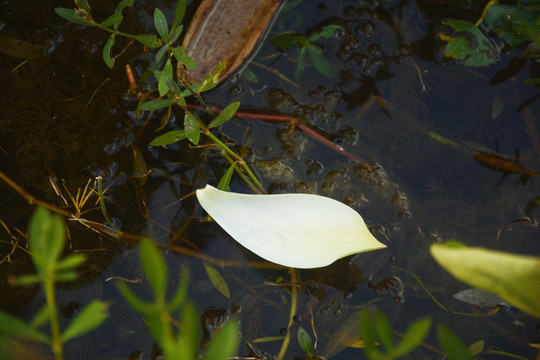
top-left (196, 185), bottom-right (386, 269)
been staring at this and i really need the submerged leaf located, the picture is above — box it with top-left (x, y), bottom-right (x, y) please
top-left (203, 262), bottom-right (231, 298)
top-left (431, 242), bottom-right (540, 319)
top-left (196, 185), bottom-right (386, 269)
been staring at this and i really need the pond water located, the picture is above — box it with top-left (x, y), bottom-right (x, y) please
top-left (1, 0), bottom-right (539, 359)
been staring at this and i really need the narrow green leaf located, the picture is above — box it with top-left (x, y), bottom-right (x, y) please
top-left (140, 98), bottom-right (176, 111)
top-left (154, 8), bottom-right (169, 42)
top-left (208, 102), bottom-right (240, 129)
top-left (393, 318), bottom-right (431, 357)
top-left (61, 301), bottom-right (109, 342)
top-left (29, 207), bottom-right (65, 271)
top-left (184, 112), bottom-right (200, 145)
top-left (468, 340), bottom-right (485, 355)
top-left (140, 237), bottom-right (168, 301)
top-left (242, 67), bottom-right (258, 83)
top-left (149, 130), bottom-right (187, 146)
top-left (374, 312), bottom-right (394, 352)
top-left (115, 0), bottom-right (135, 15)
top-left (158, 73), bottom-right (169, 97)
top-left (13, 274), bottom-right (41, 286)
top-left (270, 32), bottom-right (298, 50)
top-left (171, 0), bottom-right (186, 34)
top-left (169, 24), bottom-right (183, 44)
top-left (0, 312), bottom-right (49, 343)
top-left (172, 47), bottom-right (196, 69)
top-left (217, 162), bottom-right (237, 191)
top-left (307, 45), bottom-right (332, 77)
top-left (30, 304), bottom-right (52, 328)
top-left (54, 271), bottom-right (80, 282)
top-left (198, 61), bottom-right (226, 93)
top-left (56, 253), bottom-right (87, 272)
top-left (116, 281), bottom-right (156, 314)
top-left (360, 311), bottom-right (385, 360)
top-left (205, 319), bottom-right (240, 360)
top-left (437, 325), bottom-right (475, 360)
top-left (203, 262), bottom-right (230, 298)
top-left (100, 14), bottom-right (122, 28)
top-left (135, 34), bottom-right (162, 48)
top-left (54, 8), bottom-right (93, 26)
top-left (309, 25), bottom-right (342, 41)
top-left (167, 266), bottom-right (189, 312)
top-left (173, 302), bottom-right (200, 360)
top-left (103, 34), bottom-right (116, 68)
top-left (297, 327), bottom-right (314, 357)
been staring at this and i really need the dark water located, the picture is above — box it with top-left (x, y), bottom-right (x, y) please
top-left (1, 0), bottom-right (539, 359)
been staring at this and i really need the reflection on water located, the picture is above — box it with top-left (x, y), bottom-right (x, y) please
top-left (0, 0), bottom-right (539, 358)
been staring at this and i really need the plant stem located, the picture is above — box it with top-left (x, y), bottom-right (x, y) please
top-left (45, 274), bottom-right (63, 360)
top-left (277, 268), bottom-right (298, 360)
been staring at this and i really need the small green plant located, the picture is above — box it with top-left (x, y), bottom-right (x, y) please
top-left (441, 0), bottom-right (540, 71)
top-left (270, 25), bottom-right (342, 79)
top-left (0, 207), bottom-right (109, 360)
top-left (360, 311), bottom-right (432, 360)
top-left (116, 237), bottom-right (240, 359)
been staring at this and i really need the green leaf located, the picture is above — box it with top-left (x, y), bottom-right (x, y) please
top-left (393, 318), bottom-right (431, 357)
top-left (198, 61), bottom-right (226, 93)
top-left (154, 8), bottom-right (169, 42)
top-left (241, 67), bottom-right (258, 83)
top-left (56, 253), bottom-right (87, 272)
top-left (28, 207), bottom-right (65, 271)
top-left (54, 8), bottom-right (93, 26)
top-left (167, 265), bottom-right (189, 312)
top-left (184, 112), bottom-right (200, 145)
top-left (54, 271), bottom-right (80, 282)
top-left (307, 45), bottom-right (332, 77)
top-left (297, 327), bottom-right (314, 357)
top-left (360, 311), bottom-right (385, 360)
top-left (437, 325), bottom-right (475, 360)
top-left (172, 47), bottom-right (196, 69)
top-left (135, 34), bottom-right (162, 48)
top-left (443, 19), bottom-right (496, 66)
top-left (217, 162), bottom-right (237, 191)
top-left (158, 59), bottom-right (174, 96)
top-left (115, 0), bottom-right (134, 15)
top-left (0, 312), bottom-right (49, 343)
top-left (208, 102), bottom-right (240, 129)
top-left (309, 25), bottom-right (341, 41)
top-left (61, 301), bottom-right (109, 342)
top-left (116, 281), bottom-right (156, 314)
top-left (468, 340), bottom-right (485, 355)
top-left (374, 312), bottom-right (394, 352)
top-left (205, 319), bottom-right (240, 360)
top-left (172, 302), bottom-right (200, 360)
top-left (431, 242), bottom-right (540, 319)
top-left (203, 262), bottom-right (230, 298)
top-left (169, 24), bottom-right (183, 44)
top-left (103, 34), bottom-right (116, 69)
top-left (171, 0), bottom-right (186, 35)
top-left (150, 130), bottom-right (187, 146)
top-left (140, 237), bottom-right (168, 301)
top-left (30, 304), bottom-right (52, 328)
top-left (140, 98), bottom-right (176, 111)
top-left (485, 4), bottom-right (538, 46)
top-left (270, 32), bottom-right (298, 50)
top-left (100, 14), bottom-right (122, 28)
top-left (13, 274), bottom-right (41, 286)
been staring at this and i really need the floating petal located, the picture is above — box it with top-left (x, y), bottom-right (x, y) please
top-left (196, 185), bottom-right (386, 269)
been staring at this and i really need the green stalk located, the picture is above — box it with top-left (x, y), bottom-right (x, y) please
top-left (45, 275), bottom-right (63, 360)
top-left (277, 268), bottom-right (298, 360)
top-left (96, 176), bottom-right (113, 226)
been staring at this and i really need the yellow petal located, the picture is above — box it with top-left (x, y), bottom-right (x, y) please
top-left (196, 185), bottom-right (386, 269)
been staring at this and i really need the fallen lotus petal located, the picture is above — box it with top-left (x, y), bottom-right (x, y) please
top-left (196, 185), bottom-right (386, 269)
